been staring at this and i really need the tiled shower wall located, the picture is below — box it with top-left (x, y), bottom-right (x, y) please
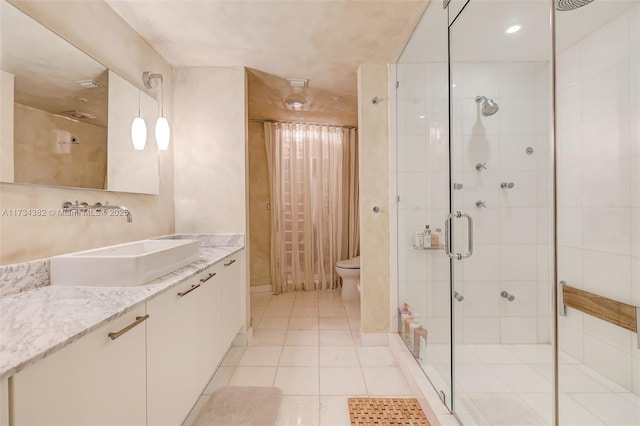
top-left (557, 4), bottom-right (640, 395)
top-left (396, 60), bottom-right (552, 345)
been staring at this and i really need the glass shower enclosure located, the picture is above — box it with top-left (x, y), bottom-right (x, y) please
top-left (395, 0), bottom-right (639, 424)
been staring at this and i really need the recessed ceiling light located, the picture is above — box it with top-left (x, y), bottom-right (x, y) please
top-left (418, 115), bottom-right (426, 119)
top-left (506, 25), bottom-right (521, 34)
top-left (284, 93), bottom-right (307, 110)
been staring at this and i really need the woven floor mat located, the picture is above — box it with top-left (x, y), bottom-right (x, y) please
top-left (348, 397), bottom-right (430, 425)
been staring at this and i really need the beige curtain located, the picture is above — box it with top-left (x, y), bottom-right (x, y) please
top-left (264, 122), bottom-right (359, 294)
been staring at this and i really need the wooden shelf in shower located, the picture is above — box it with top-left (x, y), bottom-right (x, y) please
top-left (562, 284), bottom-right (638, 333)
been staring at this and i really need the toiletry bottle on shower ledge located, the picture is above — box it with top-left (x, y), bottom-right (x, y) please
top-left (399, 303), bottom-right (412, 334)
top-left (431, 228), bottom-right (441, 247)
top-left (423, 225), bottom-right (431, 248)
top-left (414, 231), bottom-right (424, 249)
top-left (414, 326), bottom-right (427, 360)
top-left (409, 321), bottom-right (420, 352)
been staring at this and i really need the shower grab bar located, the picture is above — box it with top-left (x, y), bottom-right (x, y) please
top-left (444, 211), bottom-right (473, 260)
top-left (559, 281), bottom-right (639, 348)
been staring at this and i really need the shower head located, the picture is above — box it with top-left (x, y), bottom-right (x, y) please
top-left (475, 96), bottom-right (499, 116)
top-left (556, 0), bottom-right (595, 11)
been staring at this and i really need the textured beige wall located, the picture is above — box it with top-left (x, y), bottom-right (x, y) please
top-left (0, 0), bottom-right (175, 265)
top-left (172, 66), bottom-right (249, 330)
top-left (0, 70), bottom-right (14, 183)
top-left (358, 64), bottom-right (390, 335)
top-left (173, 67), bottom-right (247, 234)
top-left (247, 121), bottom-right (271, 287)
top-left (14, 104), bottom-right (107, 189)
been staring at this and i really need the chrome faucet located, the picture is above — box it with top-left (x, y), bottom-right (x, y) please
top-left (97, 202), bottom-right (133, 223)
top-left (62, 201), bottom-right (133, 223)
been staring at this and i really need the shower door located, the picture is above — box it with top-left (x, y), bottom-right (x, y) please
top-left (395, 0), bottom-right (453, 411)
top-left (448, 0), bottom-right (554, 424)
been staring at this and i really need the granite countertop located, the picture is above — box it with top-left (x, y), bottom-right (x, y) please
top-left (0, 237), bottom-right (244, 379)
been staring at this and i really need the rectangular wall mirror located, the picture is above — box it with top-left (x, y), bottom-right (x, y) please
top-left (0, 1), bottom-right (160, 195)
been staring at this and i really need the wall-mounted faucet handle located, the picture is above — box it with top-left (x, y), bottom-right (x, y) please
top-left (453, 183), bottom-right (463, 190)
top-left (454, 291), bottom-right (464, 302)
top-left (501, 291), bottom-right (515, 301)
top-left (500, 182), bottom-right (515, 189)
top-left (475, 162), bottom-right (487, 171)
top-left (62, 201), bottom-right (73, 209)
top-left (476, 200), bottom-right (487, 208)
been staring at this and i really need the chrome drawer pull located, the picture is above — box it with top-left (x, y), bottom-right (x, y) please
top-left (108, 314), bottom-right (149, 340)
top-left (177, 284), bottom-right (201, 297)
top-left (200, 272), bottom-right (216, 283)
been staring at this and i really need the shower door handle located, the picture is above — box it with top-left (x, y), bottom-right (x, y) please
top-left (444, 211), bottom-right (474, 260)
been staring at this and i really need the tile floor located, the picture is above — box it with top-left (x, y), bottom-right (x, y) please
top-left (183, 289), bottom-right (416, 426)
top-left (422, 343), bottom-right (640, 425)
top-left (183, 289), bottom-right (640, 425)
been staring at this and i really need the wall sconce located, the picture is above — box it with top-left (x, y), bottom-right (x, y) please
top-left (134, 71), bottom-right (171, 151)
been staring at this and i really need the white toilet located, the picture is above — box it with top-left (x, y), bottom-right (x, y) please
top-left (336, 256), bottom-right (360, 301)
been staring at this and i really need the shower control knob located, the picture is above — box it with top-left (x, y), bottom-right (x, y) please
top-left (475, 162), bottom-right (487, 171)
top-left (476, 201), bottom-right (487, 208)
top-left (501, 291), bottom-right (515, 302)
top-left (454, 292), bottom-right (464, 302)
top-left (500, 182), bottom-right (515, 189)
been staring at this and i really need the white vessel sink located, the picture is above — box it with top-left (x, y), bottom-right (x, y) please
top-left (50, 239), bottom-right (200, 287)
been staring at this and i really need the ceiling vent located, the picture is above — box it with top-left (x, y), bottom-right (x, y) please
top-left (60, 110), bottom-right (96, 120)
top-left (74, 79), bottom-right (102, 89)
top-left (287, 78), bottom-right (308, 88)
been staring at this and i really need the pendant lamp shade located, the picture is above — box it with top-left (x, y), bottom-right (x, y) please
top-left (131, 116), bottom-right (147, 150)
top-left (155, 117), bottom-right (170, 150)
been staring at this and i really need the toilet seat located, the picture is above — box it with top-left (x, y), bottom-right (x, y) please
top-left (336, 256), bottom-right (360, 269)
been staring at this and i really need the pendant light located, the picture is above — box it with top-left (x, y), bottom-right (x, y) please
top-left (131, 90), bottom-right (147, 150)
top-left (143, 71), bottom-right (170, 150)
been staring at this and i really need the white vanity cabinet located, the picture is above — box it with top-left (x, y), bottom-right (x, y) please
top-left (7, 248), bottom-right (245, 426)
top-left (194, 262), bottom-right (223, 390)
top-left (146, 276), bottom-right (201, 426)
top-left (221, 250), bottom-right (244, 350)
top-left (11, 305), bottom-right (148, 426)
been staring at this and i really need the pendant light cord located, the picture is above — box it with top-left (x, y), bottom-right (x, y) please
top-left (160, 78), bottom-right (164, 117)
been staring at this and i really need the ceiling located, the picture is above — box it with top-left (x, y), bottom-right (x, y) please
top-left (400, 0), bottom-right (639, 63)
top-left (105, 0), bottom-right (429, 127)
